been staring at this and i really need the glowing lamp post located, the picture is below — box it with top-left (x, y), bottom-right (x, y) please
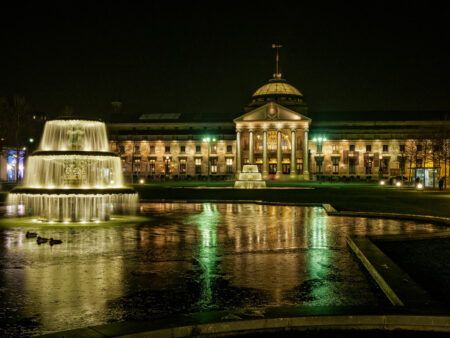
top-left (202, 136), bottom-right (216, 180)
top-left (312, 136), bottom-right (327, 153)
top-left (312, 136), bottom-right (327, 176)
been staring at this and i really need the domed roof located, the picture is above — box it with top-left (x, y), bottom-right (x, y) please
top-left (252, 79), bottom-right (302, 97)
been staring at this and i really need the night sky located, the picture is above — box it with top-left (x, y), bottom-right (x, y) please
top-left (1, 2), bottom-right (450, 120)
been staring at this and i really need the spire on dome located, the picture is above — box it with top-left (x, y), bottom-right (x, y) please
top-left (272, 43), bottom-right (283, 79)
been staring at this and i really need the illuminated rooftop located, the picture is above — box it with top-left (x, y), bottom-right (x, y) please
top-left (252, 79), bottom-right (302, 97)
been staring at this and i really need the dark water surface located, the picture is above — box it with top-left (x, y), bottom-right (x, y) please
top-left (0, 203), bottom-right (442, 336)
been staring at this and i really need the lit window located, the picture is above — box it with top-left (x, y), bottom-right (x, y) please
top-left (149, 159), bottom-right (156, 174)
top-left (365, 158), bottom-right (373, 175)
top-left (210, 158), bottom-right (218, 174)
top-left (332, 157), bottom-right (339, 174)
top-left (164, 157), bottom-right (171, 174)
top-left (349, 158), bottom-right (356, 174)
top-left (226, 158), bottom-right (233, 173)
top-left (179, 159), bottom-right (186, 174)
top-left (195, 158), bottom-right (202, 174)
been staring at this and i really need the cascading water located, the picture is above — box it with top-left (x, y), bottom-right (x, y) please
top-left (7, 118), bottom-right (138, 222)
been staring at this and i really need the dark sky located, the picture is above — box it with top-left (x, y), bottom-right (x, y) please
top-left (2, 2), bottom-right (450, 120)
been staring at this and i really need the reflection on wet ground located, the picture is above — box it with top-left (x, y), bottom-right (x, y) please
top-left (0, 203), bottom-right (443, 336)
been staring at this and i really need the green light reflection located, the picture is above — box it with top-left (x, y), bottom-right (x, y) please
top-left (189, 203), bottom-right (220, 308)
top-left (308, 209), bottom-right (331, 303)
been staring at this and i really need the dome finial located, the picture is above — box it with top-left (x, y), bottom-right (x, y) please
top-left (272, 43), bottom-right (283, 79)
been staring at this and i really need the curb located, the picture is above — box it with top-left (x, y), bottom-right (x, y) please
top-left (347, 236), bottom-right (439, 308)
top-left (347, 236), bottom-right (404, 306)
top-left (328, 210), bottom-right (450, 226)
top-left (38, 315), bottom-right (450, 337)
top-left (369, 230), bottom-right (450, 242)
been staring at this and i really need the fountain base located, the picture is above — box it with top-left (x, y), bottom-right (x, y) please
top-left (7, 189), bottom-right (138, 222)
top-left (234, 165), bottom-right (266, 189)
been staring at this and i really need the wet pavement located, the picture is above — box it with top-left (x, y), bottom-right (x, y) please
top-left (0, 203), bottom-right (443, 336)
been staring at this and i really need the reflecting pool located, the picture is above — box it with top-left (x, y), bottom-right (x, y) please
top-left (0, 203), bottom-right (443, 336)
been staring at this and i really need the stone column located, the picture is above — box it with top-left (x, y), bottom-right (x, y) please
top-left (236, 129), bottom-right (241, 177)
top-left (303, 128), bottom-right (309, 180)
top-left (290, 128), bottom-right (297, 178)
top-left (263, 129), bottom-right (268, 178)
top-left (276, 129), bottom-right (282, 178)
top-left (249, 128), bottom-right (254, 164)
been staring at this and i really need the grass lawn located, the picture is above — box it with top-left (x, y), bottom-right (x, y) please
top-left (375, 238), bottom-right (450, 306)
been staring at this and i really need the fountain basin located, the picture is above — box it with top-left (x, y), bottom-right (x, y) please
top-left (10, 187), bottom-right (136, 194)
top-left (8, 190), bottom-right (138, 222)
top-left (234, 164), bottom-right (266, 189)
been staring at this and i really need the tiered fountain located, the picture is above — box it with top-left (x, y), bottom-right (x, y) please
top-left (234, 165), bottom-right (266, 189)
top-left (7, 117), bottom-right (138, 222)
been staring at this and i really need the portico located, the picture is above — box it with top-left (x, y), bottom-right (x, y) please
top-left (234, 101), bottom-right (311, 180)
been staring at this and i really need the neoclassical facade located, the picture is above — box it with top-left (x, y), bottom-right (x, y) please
top-left (104, 73), bottom-right (450, 187)
top-left (234, 102), bottom-right (311, 179)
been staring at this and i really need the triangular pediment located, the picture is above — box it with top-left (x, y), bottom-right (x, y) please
top-left (234, 102), bottom-right (311, 123)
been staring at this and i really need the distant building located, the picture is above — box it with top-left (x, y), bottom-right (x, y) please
top-left (0, 111), bottom-right (47, 183)
top-left (108, 73), bottom-right (450, 187)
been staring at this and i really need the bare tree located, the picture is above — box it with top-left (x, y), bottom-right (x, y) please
top-left (429, 123), bottom-right (450, 189)
top-left (404, 139), bottom-right (418, 183)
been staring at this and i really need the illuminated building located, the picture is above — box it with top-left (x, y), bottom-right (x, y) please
top-left (2, 51), bottom-right (448, 187)
top-left (108, 74), bottom-right (450, 187)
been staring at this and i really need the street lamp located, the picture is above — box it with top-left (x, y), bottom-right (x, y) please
top-left (202, 136), bottom-right (216, 180)
top-left (312, 136), bottom-right (327, 176)
top-left (312, 136), bottom-right (327, 153)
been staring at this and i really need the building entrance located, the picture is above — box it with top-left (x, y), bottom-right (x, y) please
top-left (269, 163), bottom-right (277, 174)
top-left (415, 168), bottom-right (438, 187)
